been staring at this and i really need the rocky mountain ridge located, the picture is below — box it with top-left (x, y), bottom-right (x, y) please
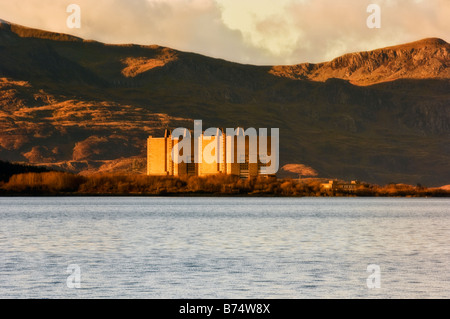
top-left (270, 38), bottom-right (449, 85)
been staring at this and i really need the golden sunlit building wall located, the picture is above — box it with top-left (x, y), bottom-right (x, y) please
top-left (147, 129), bottom-right (274, 178)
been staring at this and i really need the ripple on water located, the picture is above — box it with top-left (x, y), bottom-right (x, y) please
top-left (0, 197), bottom-right (449, 298)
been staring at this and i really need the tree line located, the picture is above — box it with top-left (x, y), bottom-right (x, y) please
top-left (0, 170), bottom-right (448, 197)
top-left (0, 160), bottom-right (50, 183)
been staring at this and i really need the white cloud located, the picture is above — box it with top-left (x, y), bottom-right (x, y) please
top-left (0, 0), bottom-right (448, 65)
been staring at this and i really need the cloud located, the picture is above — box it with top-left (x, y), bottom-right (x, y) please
top-left (219, 0), bottom-right (450, 64)
top-left (0, 0), bottom-right (448, 65)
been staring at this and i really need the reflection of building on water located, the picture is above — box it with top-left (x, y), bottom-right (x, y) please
top-left (320, 180), bottom-right (361, 192)
top-left (147, 129), bottom-right (276, 179)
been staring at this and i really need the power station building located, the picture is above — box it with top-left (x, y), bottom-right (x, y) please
top-left (147, 128), bottom-right (277, 178)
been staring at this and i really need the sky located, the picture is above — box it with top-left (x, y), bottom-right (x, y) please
top-left (0, 0), bottom-right (448, 65)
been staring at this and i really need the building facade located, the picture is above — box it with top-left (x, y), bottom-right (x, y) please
top-left (147, 129), bottom-right (275, 178)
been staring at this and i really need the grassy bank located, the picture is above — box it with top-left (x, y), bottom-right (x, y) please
top-left (0, 171), bottom-right (448, 197)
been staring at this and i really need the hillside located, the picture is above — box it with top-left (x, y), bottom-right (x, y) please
top-left (270, 38), bottom-right (449, 85)
top-left (0, 19), bottom-right (449, 186)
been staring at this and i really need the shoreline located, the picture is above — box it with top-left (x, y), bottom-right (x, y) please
top-left (1, 192), bottom-right (448, 198)
top-left (1, 170), bottom-right (448, 198)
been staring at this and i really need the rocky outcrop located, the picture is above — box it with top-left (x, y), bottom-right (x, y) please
top-left (270, 38), bottom-right (450, 85)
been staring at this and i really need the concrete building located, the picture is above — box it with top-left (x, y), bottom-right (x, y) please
top-left (147, 128), bottom-right (275, 178)
top-left (147, 129), bottom-right (197, 176)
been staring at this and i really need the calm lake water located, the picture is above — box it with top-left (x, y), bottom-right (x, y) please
top-left (0, 197), bottom-right (448, 299)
